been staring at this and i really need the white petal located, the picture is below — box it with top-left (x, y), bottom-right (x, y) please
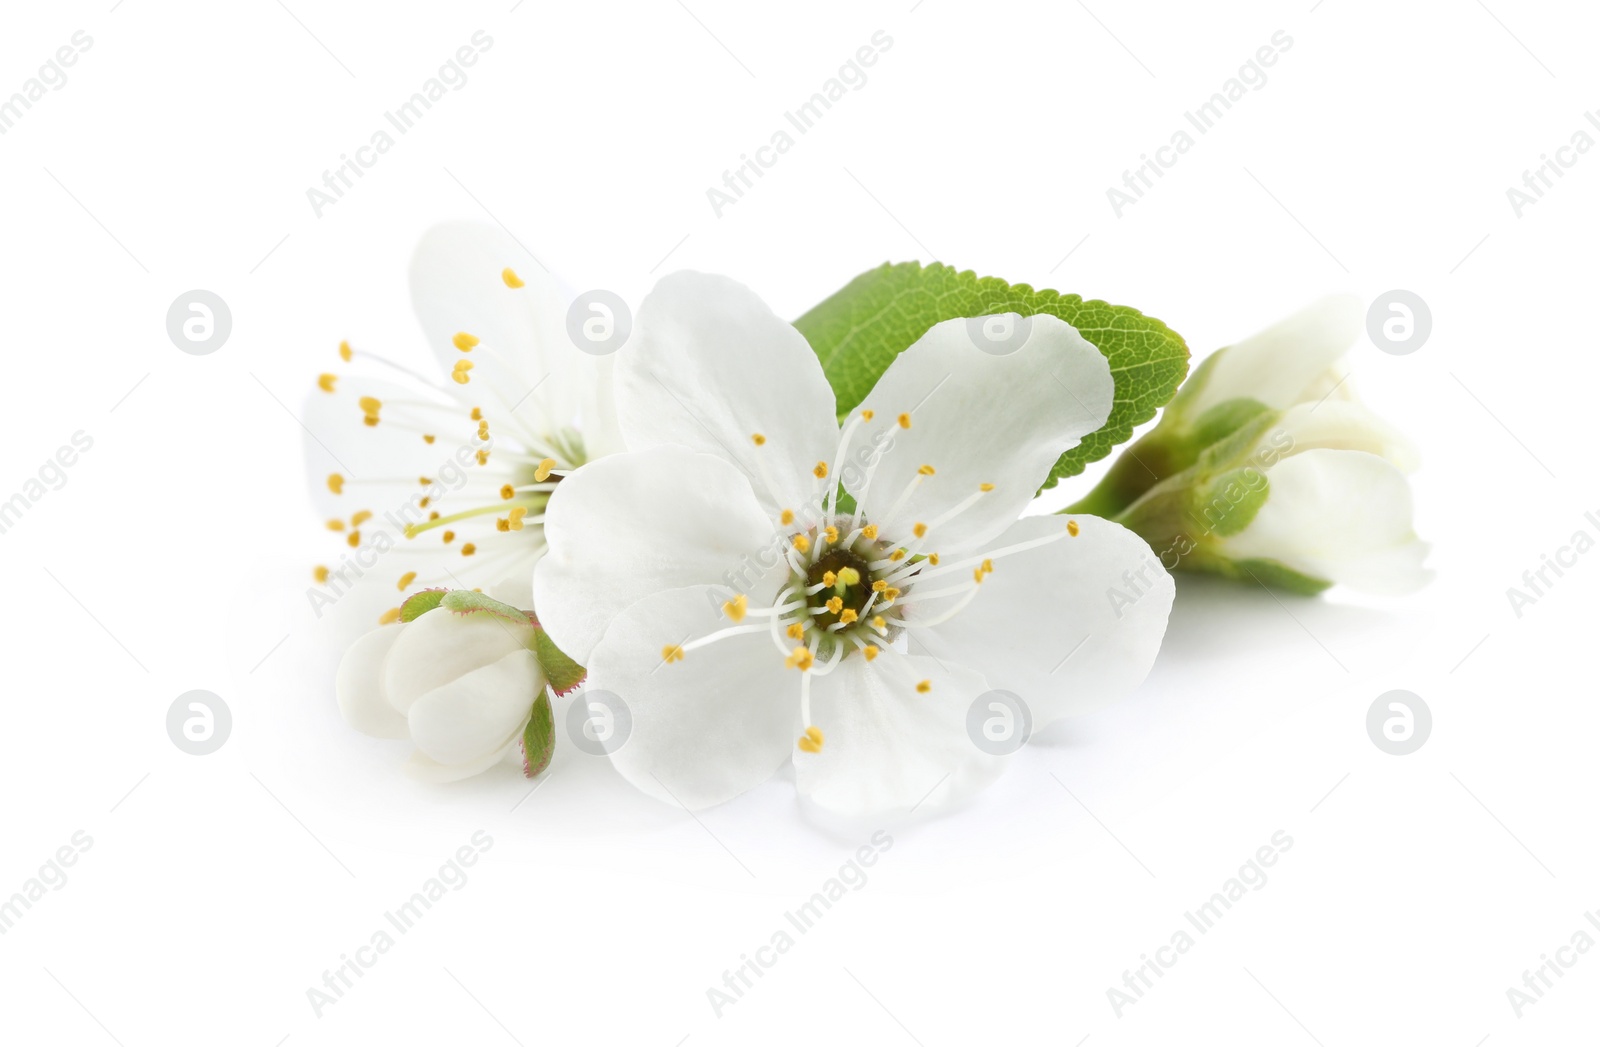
top-left (586, 585), bottom-right (799, 810)
top-left (615, 272), bottom-right (838, 516)
top-left (1223, 449), bottom-right (1430, 594)
top-left (407, 649), bottom-right (543, 768)
top-left (410, 222), bottom-right (615, 449)
top-left (534, 446), bottom-right (778, 662)
top-left (1273, 400), bottom-right (1420, 473)
top-left (334, 624), bottom-right (410, 739)
top-left (1190, 295), bottom-right (1361, 415)
top-left (383, 607), bottom-right (536, 715)
top-left (405, 739), bottom-right (520, 783)
top-left (912, 515), bottom-right (1172, 729)
top-left (850, 314), bottom-right (1113, 552)
top-left (794, 653), bottom-right (1003, 818)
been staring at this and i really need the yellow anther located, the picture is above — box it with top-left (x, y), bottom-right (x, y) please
top-left (797, 725), bottom-right (825, 753)
top-left (825, 596), bottom-right (843, 614)
top-left (860, 409), bottom-right (875, 422)
top-left (362, 415), bottom-right (379, 428)
top-left (981, 558), bottom-right (994, 574)
top-left (423, 434), bottom-right (436, 444)
top-left (752, 433), bottom-right (766, 446)
top-left (913, 522), bottom-right (928, 538)
top-left (327, 473), bottom-right (344, 495)
top-left (501, 484), bottom-right (516, 500)
top-left (496, 518), bottom-right (510, 532)
top-left (889, 549), bottom-right (907, 561)
top-left (823, 525), bottom-right (839, 544)
top-left (837, 566), bottom-right (861, 585)
top-left (916, 679), bottom-right (931, 694)
top-left (453, 332), bottom-right (479, 352)
top-left (786, 646), bottom-right (815, 671)
top-left (793, 534), bottom-right (811, 553)
top-left (326, 518), bottom-right (345, 532)
top-left (662, 644), bottom-right (685, 664)
top-left (839, 609), bottom-right (858, 625)
top-left (313, 565), bottom-right (329, 584)
top-left (781, 509), bottom-right (795, 526)
top-left (471, 407), bottom-right (483, 421)
top-left (918, 464), bottom-right (935, 476)
top-left (928, 553), bottom-right (940, 566)
top-left (378, 607), bottom-right (401, 625)
top-left (461, 543), bottom-right (476, 556)
top-left (317, 373), bottom-right (337, 393)
top-left (451, 370), bottom-right (471, 385)
top-left (980, 483), bottom-right (995, 492)
top-left (508, 507), bottom-right (527, 530)
top-left (419, 476), bottom-right (434, 487)
top-left (502, 267), bottom-right (524, 288)
top-left (347, 530), bottom-right (361, 548)
top-left (535, 458), bottom-right (557, 482)
top-left (897, 413), bottom-right (912, 429)
top-left (477, 422), bottom-right (490, 439)
top-left (358, 396), bottom-right (382, 416)
top-left (442, 530), bottom-right (455, 543)
top-left (862, 644), bottom-right (879, 661)
top-left (1067, 519), bottom-right (1080, 536)
top-left (813, 461), bottom-right (829, 479)
top-left (881, 587), bottom-right (900, 602)
top-left (722, 593), bottom-right (748, 623)
top-left (420, 497), bottom-right (431, 508)
top-left (787, 622), bottom-right (806, 640)
top-left (339, 340), bottom-right (353, 362)
top-left (476, 449), bottom-right (489, 465)
top-left (351, 510), bottom-right (372, 527)
top-left (973, 568), bottom-right (985, 584)
top-left (872, 580), bottom-right (888, 592)
top-left (428, 510), bottom-right (440, 520)
top-left (861, 525), bottom-right (878, 540)
top-left (822, 571), bottom-right (837, 587)
top-left (398, 571), bottom-right (416, 590)
top-left (871, 616), bottom-right (886, 630)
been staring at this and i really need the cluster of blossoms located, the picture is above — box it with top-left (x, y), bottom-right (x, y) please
top-left (312, 224), bottom-right (1426, 816)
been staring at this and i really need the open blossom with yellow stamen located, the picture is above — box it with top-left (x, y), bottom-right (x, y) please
top-left (534, 271), bottom-right (1173, 817)
top-left (303, 222), bottom-right (621, 621)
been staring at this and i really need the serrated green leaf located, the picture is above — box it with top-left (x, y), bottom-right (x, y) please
top-left (398, 588), bottom-right (448, 622)
top-left (531, 625), bottom-right (586, 696)
top-left (793, 262), bottom-right (1190, 490)
top-left (521, 691), bottom-right (555, 778)
top-left (440, 590), bottom-right (530, 624)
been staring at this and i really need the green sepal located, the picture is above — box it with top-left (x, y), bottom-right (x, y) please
top-left (531, 624), bottom-right (586, 696)
top-left (440, 590), bottom-right (530, 624)
top-left (520, 691), bottom-right (555, 778)
top-left (794, 261), bottom-right (1190, 491)
top-left (398, 589), bottom-right (448, 621)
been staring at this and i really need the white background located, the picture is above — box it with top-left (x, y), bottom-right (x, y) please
top-left (1, 0), bottom-right (1595, 1044)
